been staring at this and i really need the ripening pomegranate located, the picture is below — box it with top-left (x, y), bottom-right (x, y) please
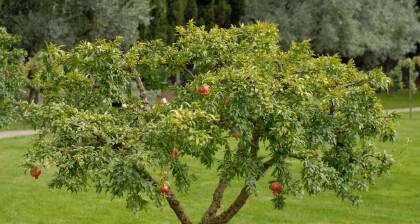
top-left (270, 182), bottom-right (282, 194)
top-left (198, 85), bottom-right (210, 96)
top-left (30, 167), bottom-right (41, 179)
top-left (160, 184), bottom-right (169, 194)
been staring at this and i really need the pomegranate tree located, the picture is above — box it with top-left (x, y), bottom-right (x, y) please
top-left (23, 22), bottom-right (396, 224)
top-left (0, 28), bottom-right (26, 128)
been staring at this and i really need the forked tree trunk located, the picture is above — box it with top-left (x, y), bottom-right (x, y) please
top-left (199, 132), bottom-right (273, 224)
top-left (133, 69), bottom-right (270, 223)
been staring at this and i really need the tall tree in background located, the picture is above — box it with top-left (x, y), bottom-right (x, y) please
top-left (244, 0), bottom-right (420, 70)
top-left (139, 0), bottom-right (245, 43)
top-left (1, 0), bottom-right (150, 54)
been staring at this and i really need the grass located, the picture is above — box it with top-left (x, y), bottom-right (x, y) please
top-left (0, 120), bottom-right (31, 131)
top-left (377, 90), bottom-right (420, 109)
top-left (1, 113), bottom-right (420, 224)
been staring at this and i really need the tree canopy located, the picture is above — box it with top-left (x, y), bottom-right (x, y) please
top-left (1, 0), bottom-right (151, 53)
top-left (245, 0), bottom-right (420, 69)
top-left (21, 22), bottom-right (397, 224)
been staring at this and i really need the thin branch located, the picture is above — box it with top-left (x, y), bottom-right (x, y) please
top-left (143, 171), bottom-right (193, 224)
top-left (329, 79), bottom-right (368, 88)
top-left (129, 66), bottom-right (150, 110)
top-left (182, 64), bottom-right (195, 78)
top-left (134, 76), bottom-right (150, 110)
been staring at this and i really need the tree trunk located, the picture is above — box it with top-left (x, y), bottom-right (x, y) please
top-left (201, 132), bottom-right (272, 224)
top-left (129, 66), bottom-right (150, 110)
top-left (135, 77), bottom-right (149, 104)
top-left (200, 179), bottom-right (229, 223)
top-left (166, 191), bottom-right (194, 224)
top-left (205, 158), bottom-right (273, 224)
top-left (27, 69), bottom-right (40, 103)
top-left (175, 72), bottom-right (181, 85)
top-left (28, 88), bottom-right (40, 103)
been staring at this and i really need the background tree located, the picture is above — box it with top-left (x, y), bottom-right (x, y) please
top-left (1, 0), bottom-right (151, 53)
top-left (23, 23), bottom-right (396, 224)
top-left (1, 0), bottom-right (151, 103)
top-left (244, 0), bottom-right (420, 71)
top-left (0, 27), bottom-right (26, 128)
top-left (139, 0), bottom-right (245, 43)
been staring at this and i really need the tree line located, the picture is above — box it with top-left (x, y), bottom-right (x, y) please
top-left (0, 0), bottom-right (419, 71)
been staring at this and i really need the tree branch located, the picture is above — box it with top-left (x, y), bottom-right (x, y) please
top-left (200, 178), bottom-right (229, 223)
top-left (208, 158), bottom-right (274, 224)
top-left (329, 79), bottom-right (368, 88)
top-left (143, 171), bottom-right (193, 224)
top-left (129, 66), bottom-right (150, 110)
top-left (182, 64), bottom-right (195, 78)
top-left (134, 76), bottom-right (150, 110)
top-left (200, 131), bottom-right (262, 223)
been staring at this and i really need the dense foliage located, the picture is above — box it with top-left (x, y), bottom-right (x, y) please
top-left (139, 0), bottom-right (245, 43)
top-left (1, 0), bottom-right (150, 52)
top-left (244, 0), bottom-right (420, 70)
top-left (0, 28), bottom-right (26, 127)
top-left (2, 0), bottom-right (418, 74)
top-left (21, 23), bottom-right (397, 224)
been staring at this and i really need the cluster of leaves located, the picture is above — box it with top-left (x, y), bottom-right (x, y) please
top-left (0, 27), bottom-right (26, 128)
top-left (23, 22), bottom-right (397, 223)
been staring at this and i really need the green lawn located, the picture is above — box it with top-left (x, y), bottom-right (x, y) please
top-left (1, 113), bottom-right (419, 224)
top-left (0, 120), bottom-right (31, 131)
top-left (377, 90), bottom-right (420, 109)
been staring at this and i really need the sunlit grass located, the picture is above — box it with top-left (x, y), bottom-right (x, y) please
top-left (377, 90), bottom-right (420, 109)
top-left (0, 113), bottom-right (419, 223)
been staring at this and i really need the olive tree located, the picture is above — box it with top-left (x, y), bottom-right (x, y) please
top-left (244, 0), bottom-right (420, 70)
top-left (2, 0), bottom-right (150, 52)
top-left (24, 22), bottom-right (397, 224)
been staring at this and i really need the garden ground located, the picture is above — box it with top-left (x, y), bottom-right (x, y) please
top-left (377, 90), bottom-right (420, 109)
top-left (0, 112), bottom-right (419, 223)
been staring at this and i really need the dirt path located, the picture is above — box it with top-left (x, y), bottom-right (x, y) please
top-left (385, 107), bottom-right (420, 113)
top-left (0, 130), bottom-right (36, 139)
